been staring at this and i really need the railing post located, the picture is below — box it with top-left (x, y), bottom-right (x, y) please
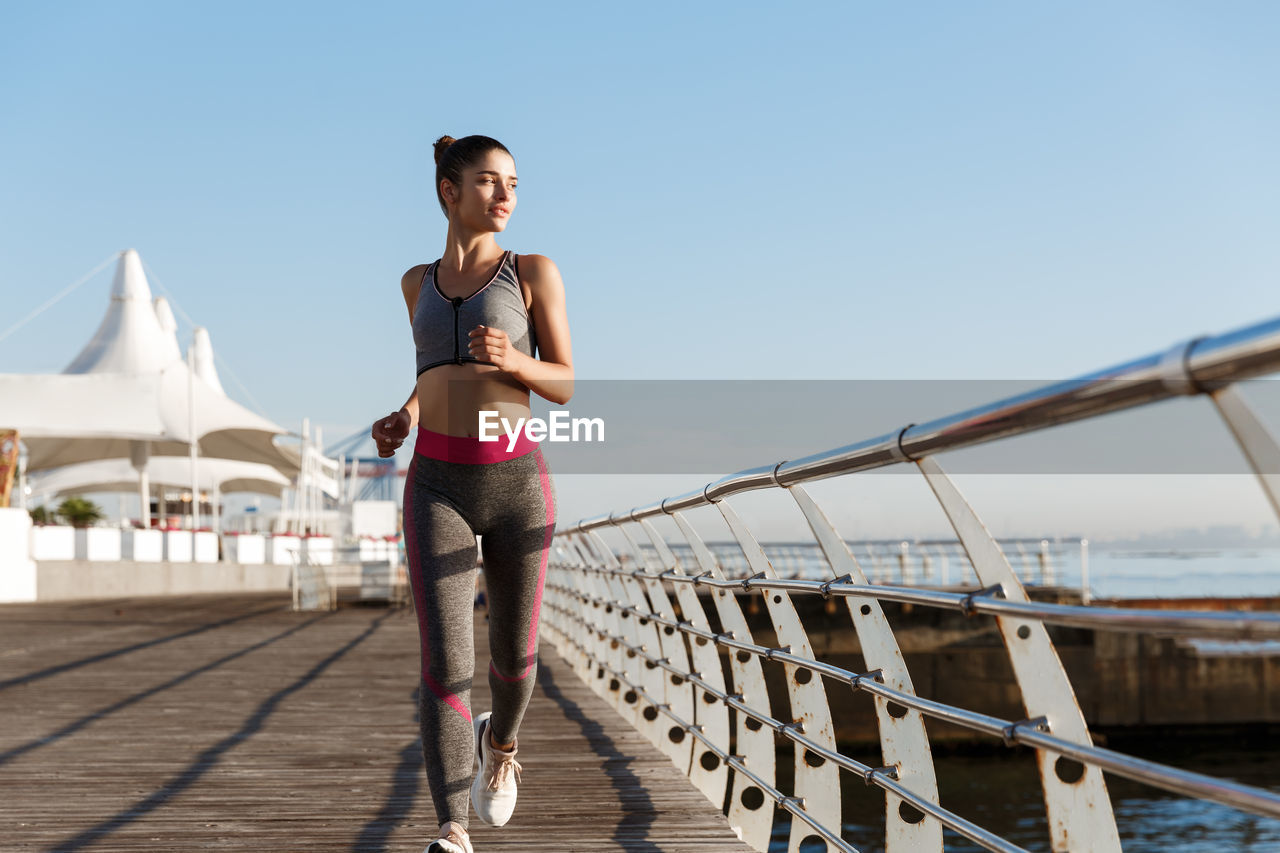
top-left (591, 526), bottom-right (686, 765)
top-left (637, 517), bottom-right (733, 812)
top-left (572, 533), bottom-right (643, 723)
top-left (789, 484), bottom-right (943, 853)
top-left (917, 456), bottom-right (1121, 852)
top-left (614, 523), bottom-right (698, 772)
top-left (669, 510), bottom-right (777, 853)
top-left (1210, 384), bottom-right (1280, 523)
top-left (715, 498), bottom-right (841, 853)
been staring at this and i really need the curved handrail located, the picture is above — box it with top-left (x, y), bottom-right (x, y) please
top-left (542, 313), bottom-right (1280, 853)
top-left (569, 315), bottom-right (1280, 526)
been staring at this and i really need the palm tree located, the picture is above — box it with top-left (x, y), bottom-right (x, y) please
top-left (29, 504), bottom-right (54, 525)
top-left (56, 496), bottom-right (104, 528)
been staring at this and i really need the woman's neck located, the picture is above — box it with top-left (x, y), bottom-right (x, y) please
top-left (440, 223), bottom-right (502, 273)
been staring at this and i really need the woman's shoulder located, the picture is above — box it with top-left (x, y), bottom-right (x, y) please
top-left (513, 253), bottom-right (562, 287)
top-left (400, 264), bottom-right (432, 319)
top-left (401, 263), bottom-right (431, 296)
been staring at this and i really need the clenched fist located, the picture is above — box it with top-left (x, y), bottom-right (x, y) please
top-left (468, 324), bottom-right (526, 372)
top-left (371, 409), bottom-right (411, 458)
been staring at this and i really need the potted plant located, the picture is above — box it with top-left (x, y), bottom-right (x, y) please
top-left (56, 496), bottom-right (104, 529)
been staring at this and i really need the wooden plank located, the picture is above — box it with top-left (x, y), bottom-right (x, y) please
top-left (0, 592), bottom-right (756, 851)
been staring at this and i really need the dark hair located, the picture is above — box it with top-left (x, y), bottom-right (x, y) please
top-left (433, 134), bottom-right (513, 217)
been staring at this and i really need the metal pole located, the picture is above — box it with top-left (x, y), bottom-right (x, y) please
top-left (300, 418), bottom-right (310, 535)
top-left (138, 470), bottom-right (149, 528)
top-left (212, 483), bottom-right (221, 536)
top-left (314, 426), bottom-right (324, 535)
top-left (131, 440), bottom-right (151, 528)
top-left (188, 351), bottom-right (199, 530)
top-left (1081, 538), bottom-right (1091, 606)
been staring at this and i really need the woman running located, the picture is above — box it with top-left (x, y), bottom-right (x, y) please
top-left (371, 134), bottom-right (572, 853)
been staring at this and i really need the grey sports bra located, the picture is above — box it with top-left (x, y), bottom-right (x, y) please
top-left (413, 250), bottom-right (537, 377)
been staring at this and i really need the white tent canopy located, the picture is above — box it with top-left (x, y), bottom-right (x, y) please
top-left (0, 374), bottom-right (164, 443)
top-left (0, 249), bottom-right (298, 476)
top-left (10, 360), bottom-right (298, 474)
top-left (29, 456), bottom-right (289, 500)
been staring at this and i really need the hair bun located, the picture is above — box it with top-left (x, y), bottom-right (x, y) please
top-left (433, 136), bottom-right (457, 167)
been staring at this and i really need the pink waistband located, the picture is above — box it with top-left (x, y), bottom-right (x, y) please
top-left (413, 426), bottom-right (539, 464)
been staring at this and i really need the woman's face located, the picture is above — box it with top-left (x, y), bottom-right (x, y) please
top-left (445, 149), bottom-right (518, 232)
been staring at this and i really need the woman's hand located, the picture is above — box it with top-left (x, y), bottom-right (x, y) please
top-left (371, 409), bottom-right (411, 458)
top-left (467, 325), bottom-right (530, 373)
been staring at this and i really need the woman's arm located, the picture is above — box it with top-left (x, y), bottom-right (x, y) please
top-left (370, 267), bottom-right (429, 456)
top-left (396, 265), bottom-right (427, 426)
top-left (467, 254), bottom-right (574, 405)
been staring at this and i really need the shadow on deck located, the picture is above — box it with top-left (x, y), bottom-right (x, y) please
top-left (0, 591), bottom-right (753, 852)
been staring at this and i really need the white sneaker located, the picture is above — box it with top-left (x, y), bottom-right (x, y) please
top-left (424, 821), bottom-right (472, 853)
top-left (469, 711), bottom-right (522, 826)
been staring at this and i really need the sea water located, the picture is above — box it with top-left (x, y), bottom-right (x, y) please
top-left (1084, 547), bottom-right (1280, 600)
top-left (681, 542), bottom-right (1280, 600)
top-left (767, 741), bottom-right (1280, 852)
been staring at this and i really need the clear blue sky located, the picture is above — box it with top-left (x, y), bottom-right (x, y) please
top-left (4, 1), bottom-right (1280, 539)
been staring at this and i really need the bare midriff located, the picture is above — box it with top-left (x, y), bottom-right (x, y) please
top-left (415, 362), bottom-right (531, 438)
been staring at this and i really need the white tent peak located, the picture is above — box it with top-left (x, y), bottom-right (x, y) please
top-left (188, 327), bottom-right (226, 396)
top-left (64, 249), bottom-right (182, 376)
top-left (154, 296), bottom-right (177, 334)
top-left (153, 297), bottom-right (182, 365)
top-left (112, 249), bottom-right (149, 302)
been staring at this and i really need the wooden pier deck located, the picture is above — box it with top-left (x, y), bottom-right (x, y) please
top-left (0, 592), bottom-right (755, 852)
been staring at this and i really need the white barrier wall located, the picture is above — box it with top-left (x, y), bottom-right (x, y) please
top-left (121, 528), bottom-right (164, 562)
top-left (0, 508), bottom-right (37, 603)
top-left (75, 528), bottom-right (122, 562)
top-left (270, 534), bottom-right (301, 565)
top-left (31, 525), bottom-right (75, 560)
top-left (301, 536), bottom-right (333, 565)
top-left (164, 530), bottom-right (192, 562)
top-left (33, 560), bottom-right (292, 600)
top-left (193, 531), bottom-right (219, 563)
top-left (226, 533), bottom-right (266, 564)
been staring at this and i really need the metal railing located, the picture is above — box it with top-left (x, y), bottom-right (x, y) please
top-left (541, 314), bottom-right (1280, 853)
top-left (290, 543), bottom-right (409, 610)
top-left (643, 537), bottom-right (1074, 591)
top-left (289, 551), bottom-right (336, 611)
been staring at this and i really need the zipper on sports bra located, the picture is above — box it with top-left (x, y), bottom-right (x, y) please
top-left (451, 296), bottom-right (464, 364)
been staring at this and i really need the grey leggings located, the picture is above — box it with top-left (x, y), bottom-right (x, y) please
top-left (403, 437), bottom-right (556, 829)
